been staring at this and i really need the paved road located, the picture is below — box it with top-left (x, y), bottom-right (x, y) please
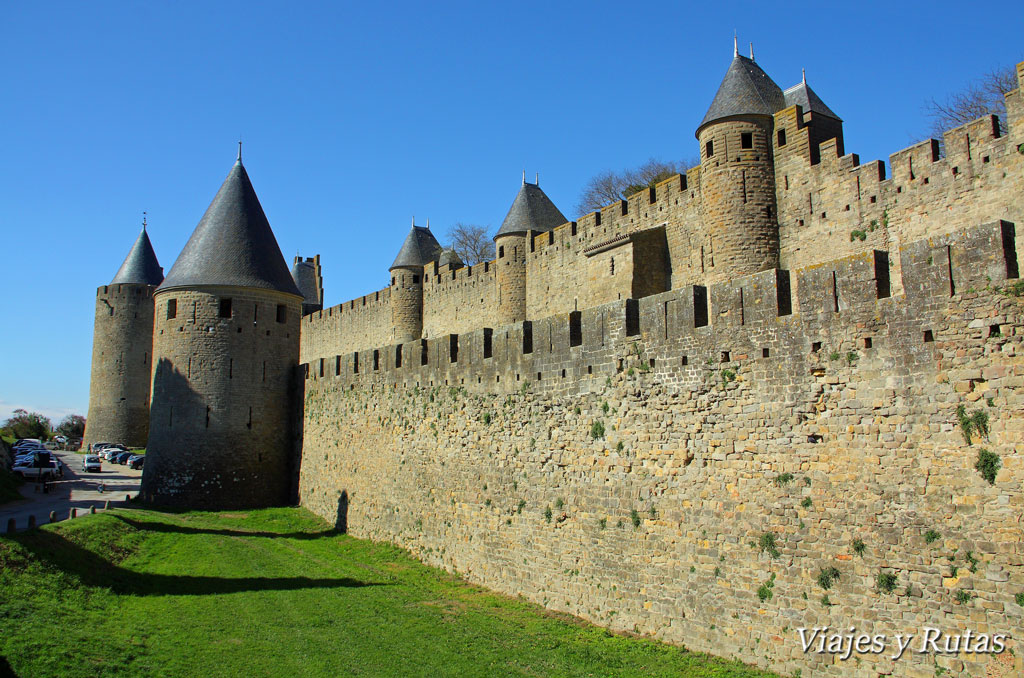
top-left (1, 450), bottom-right (141, 532)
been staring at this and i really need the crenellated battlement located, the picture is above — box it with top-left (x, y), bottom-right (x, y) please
top-left (302, 220), bottom-right (1019, 400)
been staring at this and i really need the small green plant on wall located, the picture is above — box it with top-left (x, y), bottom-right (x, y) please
top-left (757, 573), bottom-right (776, 602)
top-left (975, 448), bottom-right (1001, 484)
top-left (876, 571), bottom-right (898, 594)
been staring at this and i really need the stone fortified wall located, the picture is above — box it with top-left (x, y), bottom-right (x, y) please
top-left (299, 68), bottom-right (1024, 363)
top-left (298, 221), bottom-right (1022, 678)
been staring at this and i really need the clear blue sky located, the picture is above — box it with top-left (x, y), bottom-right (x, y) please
top-left (1, 1), bottom-right (1021, 424)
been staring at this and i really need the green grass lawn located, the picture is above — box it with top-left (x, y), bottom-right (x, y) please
top-left (0, 508), bottom-right (776, 678)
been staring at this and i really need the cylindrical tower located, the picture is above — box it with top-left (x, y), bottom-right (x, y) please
top-left (696, 49), bottom-right (784, 282)
top-left (495, 233), bottom-right (528, 325)
top-left (141, 153), bottom-right (303, 509)
top-left (389, 221), bottom-right (441, 343)
top-left (83, 225), bottom-right (163, 450)
top-left (494, 177), bottom-right (567, 325)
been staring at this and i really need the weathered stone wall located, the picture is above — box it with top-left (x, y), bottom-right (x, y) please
top-left (298, 222), bottom-right (1022, 678)
top-left (299, 285), bottom-right (391, 364)
top-left (422, 259), bottom-right (497, 339)
top-left (142, 286), bottom-right (301, 509)
top-left (390, 268), bottom-right (424, 343)
top-left (83, 283), bottom-right (156, 450)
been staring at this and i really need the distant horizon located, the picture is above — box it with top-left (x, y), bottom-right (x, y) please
top-left (2, 1), bottom-right (1022, 421)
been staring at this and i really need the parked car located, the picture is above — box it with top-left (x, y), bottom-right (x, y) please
top-left (100, 445), bottom-right (128, 460)
top-left (12, 459), bottom-right (59, 481)
top-left (127, 455), bottom-right (145, 469)
top-left (82, 455), bottom-right (102, 472)
top-left (114, 451), bottom-right (134, 465)
top-left (90, 441), bottom-right (114, 453)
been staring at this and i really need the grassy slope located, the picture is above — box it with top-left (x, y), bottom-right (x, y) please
top-left (0, 509), bottom-right (777, 678)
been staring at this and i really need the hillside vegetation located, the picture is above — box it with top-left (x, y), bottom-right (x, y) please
top-left (0, 507), bottom-right (775, 678)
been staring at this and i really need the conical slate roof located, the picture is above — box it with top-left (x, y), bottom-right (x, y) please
top-left (438, 248), bottom-right (463, 268)
top-left (494, 182), bottom-right (567, 239)
top-left (290, 259), bottom-right (321, 307)
top-left (111, 226), bottom-right (163, 285)
top-left (697, 54), bottom-right (786, 136)
top-left (783, 79), bottom-right (841, 120)
top-left (159, 160), bottom-right (301, 296)
top-left (390, 225), bottom-right (443, 270)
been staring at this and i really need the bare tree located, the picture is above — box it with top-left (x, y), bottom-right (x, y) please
top-left (925, 65), bottom-right (1016, 137)
top-left (575, 157), bottom-right (698, 217)
top-left (446, 223), bottom-right (491, 266)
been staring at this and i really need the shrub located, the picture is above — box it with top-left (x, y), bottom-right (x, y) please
top-left (975, 448), bottom-right (1001, 484)
top-left (849, 229), bottom-right (867, 242)
top-left (721, 369), bottom-right (736, 385)
top-left (817, 567), bottom-right (841, 590)
top-left (829, 351), bottom-right (840, 361)
top-left (591, 420), bottom-right (606, 439)
top-left (1015, 592), bottom-right (1024, 606)
top-left (758, 532), bottom-right (780, 559)
top-left (876, 571), bottom-right (898, 594)
top-left (544, 506), bottom-right (552, 523)
top-left (554, 498), bottom-right (564, 509)
top-left (924, 529), bottom-right (941, 544)
top-left (516, 499), bottom-right (526, 514)
top-left (602, 401), bottom-right (610, 414)
top-left (957, 405), bottom-right (991, 444)
top-left (800, 497), bottom-right (812, 508)
top-left (757, 573), bottom-right (776, 602)
top-left (955, 590), bottom-right (973, 605)
top-left (482, 412), bottom-right (491, 425)
top-left (616, 441), bottom-right (624, 452)
top-left (630, 509), bottom-right (641, 529)
top-left (821, 595), bottom-right (833, 606)
top-left (598, 517), bottom-right (607, 530)
top-left (774, 473), bottom-right (794, 486)
top-left (852, 538), bottom-right (866, 557)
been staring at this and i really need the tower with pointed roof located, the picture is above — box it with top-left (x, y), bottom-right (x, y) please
top-left (494, 177), bottom-right (567, 324)
top-left (389, 221), bottom-right (442, 343)
top-left (83, 222), bottom-right (163, 451)
top-left (696, 40), bottom-right (783, 281)
top-left (141, 153), bottom-right (304, 509)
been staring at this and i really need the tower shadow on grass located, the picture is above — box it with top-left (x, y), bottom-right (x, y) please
top-left (6, 521), bottom-right (385, 597)
top-left (112, 515), bottom-right (336, 541)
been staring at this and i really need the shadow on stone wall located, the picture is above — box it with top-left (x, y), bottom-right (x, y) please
top-left (336, 490), bottom-right (348, 533)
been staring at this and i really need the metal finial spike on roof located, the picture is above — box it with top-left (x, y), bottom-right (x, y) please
top-left (749, 42), bottom-right (754, 61)
top-left (426, 218), bottom-right (430, 229)
top-left (733, 32), bottom-right (738, 57)
top-left (142, 211), bottom-right (147, 230)
top-left (411, 216), bottom-right (415, 227)
top-left (237, 139), bottom-right (242, 162)
top-left (535, 172), bottom-right (539, 185)
top-left (522, 169), bottom-right (526, 185)
top-left (802, 68), bottom-right (806, 85)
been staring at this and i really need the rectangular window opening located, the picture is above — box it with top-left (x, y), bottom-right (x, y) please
top-left (420, 339), bottom-right (429, 366)
top-left (373, 350), bottom-right (379, 371)
top-left (705, 140), bottom-right (714, 158)
top-left (522, 321), bottom-right (533, 354)
top-left (395, 344), bottom-right (403, 368)
top-left (720, 351), bottom-right (730, 363)
top-left (777, 129), bottom-right (787, 147)
top-left (219, 298), bottom-right (232, 318)
top-left (811, 342), bottom-right (822, 353)
top-left (569, 311), bottom-right (582, 347)
top-left (166, 299), bottom-right (177, 319)
top-left (923, 330), bottom-right (934, 343)
top-left (336, 355), bottom-right (342, 375)
top-left (693, 286), bottom-right (709, 328)
top-left (741, 132), bottom-right (753, 149)
top-left (449, 334), bottom-right (459, 363)
top-left (483, 328), bottom-right (493, 359)
top-left (863, 337), bottom-right (873, 349)
top-left (762, 348), bottom-right (770, 358)
top-left (276, 305), bottom-right (286, 323)
top-left (353, 352), bottom-right (359, 374)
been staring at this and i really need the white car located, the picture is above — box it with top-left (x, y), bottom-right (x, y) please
top-left (82, 455), bottom-right (102, 472)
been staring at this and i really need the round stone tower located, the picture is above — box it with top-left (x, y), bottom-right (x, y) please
top-left (83, 222), bottom-right (163, 450)
top-left (141, 151), bottom-right (303, 509)
top-left (389, 220), bottom-right (441, 343)
top-left (696, 45), bottom-right (784, 282)
top-left (494, 177), bottom-right (567, 325)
